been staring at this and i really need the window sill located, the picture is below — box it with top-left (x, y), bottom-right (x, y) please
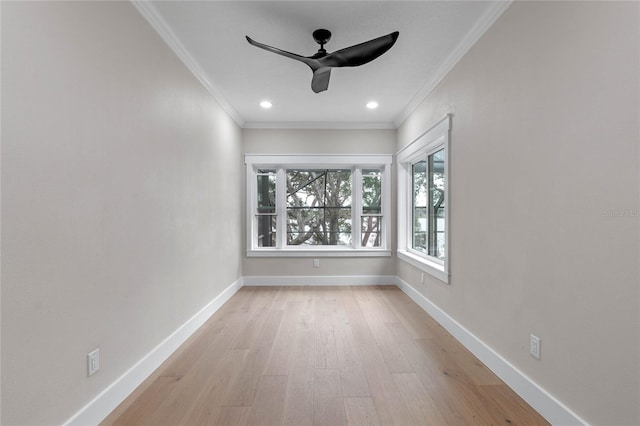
top-left (247, 249), bottom-right (392, 258)
top-left (397, 250), bottom-right (449, 283)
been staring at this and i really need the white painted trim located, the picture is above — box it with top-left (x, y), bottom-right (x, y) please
top-left (62, 274), bottom-right (587, 426)
top-left (242, 121), bottom-right (396, 130)
top-left (394, 1), bottom-right (512, 127)
top-left (397, 115), bottom-right (451, 283)
top-left (397, 250), bottom-right (448, 283)
top-left (132, 0), bottom-right (509, 131)
top-left (245, 155), bottom-right (393, 254)
top-left (63, 278), bottom-right (243, 426)
top-left (247, 249), bottom-right (391, 258)
top-left (130, 1), bottom-right (244, 127)
top-left (245, 154), bottom-right (393, 167)
top-left (243, 275), bottom-right (397, 286)
top-left (396, 114), bottom-right (452, 162)
top-left (394, 277), bottom-right (588, 426)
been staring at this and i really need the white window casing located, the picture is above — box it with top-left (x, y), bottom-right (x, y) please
top-left (397, 114), bottom-right (451, 283)
top-left (245, 154), bottom-right (392, 257)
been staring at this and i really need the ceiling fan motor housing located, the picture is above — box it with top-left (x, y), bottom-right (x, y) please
top-left (312, 29), bottom-right (332, 46)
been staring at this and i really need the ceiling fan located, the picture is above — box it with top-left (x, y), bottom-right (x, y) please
top-left (246, 29), bottom-right (399, 93)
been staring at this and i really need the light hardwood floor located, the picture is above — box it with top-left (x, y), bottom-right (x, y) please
top-left (102, 286), bottom-right (549, 426)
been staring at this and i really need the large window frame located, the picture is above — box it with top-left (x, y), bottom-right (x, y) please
top-left (397, 115), bottom-right (451, 283)
top-left (245, 154), bottom-right (392, 257)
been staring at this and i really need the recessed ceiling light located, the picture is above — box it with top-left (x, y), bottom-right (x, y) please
top-left (260, 100), bottom-right (272, 109)
top-left (366, 101), bottom-right (378, 109)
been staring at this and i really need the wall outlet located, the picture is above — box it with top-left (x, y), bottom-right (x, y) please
top-left (313, 258), bottom-right (320, 268)
top-left (421, 272), bottom-right (425, 284)
top-left (529, 334), bottom-right (541, 360)
top-left (87, 348), bottom-right (100, 376)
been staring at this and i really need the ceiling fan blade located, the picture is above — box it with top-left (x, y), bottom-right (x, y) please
top-left (246, 36), bottom-right (319, 69)
top-left (311, 67), bottom-right (332, 93)
top-left (319, 31), bottom-right (399, 68)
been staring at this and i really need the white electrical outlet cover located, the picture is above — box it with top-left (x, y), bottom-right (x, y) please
top-left (529, 334), bottom-right (541, 359)
top-left (88, 348), bottom-right (100, 376)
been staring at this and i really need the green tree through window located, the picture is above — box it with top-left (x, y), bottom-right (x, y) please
top-left (286, 169), bottom-right (352, 245)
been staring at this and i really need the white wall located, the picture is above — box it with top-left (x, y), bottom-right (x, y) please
top-left (397, 2), bottom-right (639, 424)
top-left (242, 129), bottom-right (397, 279)
top-left (1, 2), bottom-right (242, 424)
top-left (2, 2), bottom-right (638, 425)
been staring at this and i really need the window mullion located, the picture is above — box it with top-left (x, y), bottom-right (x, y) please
top-left (352, 167), bottom-right (362, 249)
top-left (276, 167), bottom-right (287, 249)
top-left (408, 164), bottom-right (413, 252)
top-left (248, 165), bottom-right (256, 251)
top-left (444, 147), bottom-right (449, 274)
top-left (382, 164), bottom-right (390, 250)
top-left (408, 162), bottom-right (413, 251)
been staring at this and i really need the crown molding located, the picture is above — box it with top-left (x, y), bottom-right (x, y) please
top-left (131, 1), bottom-right (245, 127)
top-left (393, 1), bottom-right (512, 128)
top-left (242, 121), bottom-right (396, 130)
top-left (132, 0), bottom-right (510, 131)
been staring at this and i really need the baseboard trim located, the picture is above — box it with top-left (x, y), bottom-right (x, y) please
top-left (242, 275), bottom-right (397, 286)
top-left (394, 277), bottom-right (588, 426)
top-left (63, 278), bottom-right (243, 426)
top-left (63, 275), bottom-right (586, 426)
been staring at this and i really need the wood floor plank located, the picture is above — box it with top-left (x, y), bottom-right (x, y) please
top-left (244, 375), bottom-right (288, 426)
top-left (386, 319), bottom-right (507, 424)
top-left (178, 349), bottom-right (247, 425)
top-left (108, 376), bottom-right (180, 426)
top-left (282, 367), bottom-right (314, 426)
top-left (213, 406), bottom-right (249, 426)
top-left (333, 322), bottom-right (372, 397)
top-left (478, 384), bottom-right (550, 425)
top-left (352, 286), bottom-right (400, 324)
top-left (314, 297), bottom-right (339, 369)
top-left (313, 369), bottom-right (346, 426)
top-left (426, 380), bottom-right (509, 425)
top-left (268, 286), bottom-right (289, 310)
top-left (104, 286), bottom-right (549, 426)
top-left (331, 290), bottom-right (373, 398)
top-left (222, 374), bottom-right (260, 407)
top-left (386, 320), bottom-right (464, 388)
top-left (263, 301), bottom-right (303, 376)
top-left (392, 372), bottom-right (448, 424)
top-left (282, 329), bottom-right (315, 425)
top-left (340, 293), bottom-right (419, 425)
top-left (313, 368), bottom-right (342, 399)
top-left (134, 319), bottom-right (252, 425)
top-left (344, 397), bottom-right (381, 426)
top-left (379, 286), bottom-right (449, 340)
top-left (353, 287), bottom-right (415, 374)
top-left (417, 336), bottom-right (503, 386)
top-left (231, 313), bottom-right (268, 350)
top-left (154, 288), bottom-right (256, 379)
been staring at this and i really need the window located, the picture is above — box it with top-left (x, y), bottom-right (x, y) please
top-left (361, 169), bottom-right (383, 248)
top-left (256, 169), bottom-right (276, 247)
top-left (286, 169), bottom-right (352, 246)
top-left (397, 115), bottom-right (451, 282)
top-left (412, 149), bottom-right (445, 258)
top-left (246, 155), bottom-right (392, 256)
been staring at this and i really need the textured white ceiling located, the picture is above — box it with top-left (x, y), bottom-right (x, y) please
top-left (136, 1), bottom-right (509, 128)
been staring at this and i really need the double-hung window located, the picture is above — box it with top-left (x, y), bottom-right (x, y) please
top-left (397, 115), bottom-right (451, 282)
top-left (246, 155), bottom-right (392, 256)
